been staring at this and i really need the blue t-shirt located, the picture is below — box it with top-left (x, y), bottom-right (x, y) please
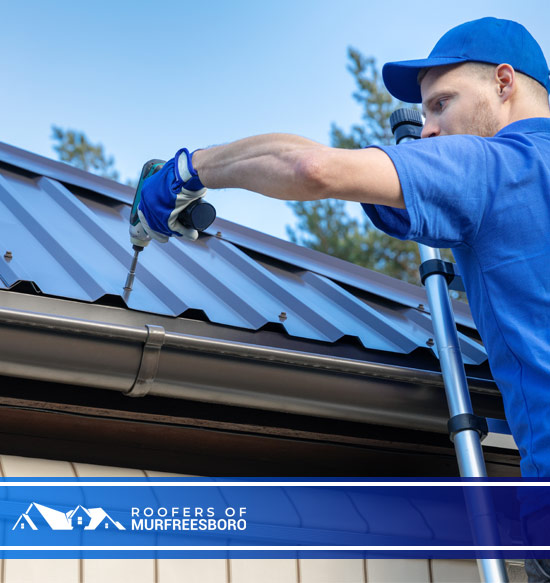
top-left (362, 118), bottom-right (550, 477)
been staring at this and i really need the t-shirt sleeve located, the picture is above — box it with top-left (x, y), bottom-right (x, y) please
top-left (362, 135), bottom-right (490, 248)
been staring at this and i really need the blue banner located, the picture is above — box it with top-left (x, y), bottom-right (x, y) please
top-left (1, 478), bottom-right (550, 559)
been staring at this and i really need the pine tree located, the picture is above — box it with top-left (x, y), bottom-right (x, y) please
top-left (51, 126), bottom-right (120, 181)
top-left (287, 49), bottom-right (432, 286)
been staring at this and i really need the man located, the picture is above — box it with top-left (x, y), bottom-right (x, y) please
top-left (138, 17), bottom-right (550, 579)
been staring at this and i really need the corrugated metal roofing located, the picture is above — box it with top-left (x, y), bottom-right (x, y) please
top-left (0, 142), bottom-right (487, 366)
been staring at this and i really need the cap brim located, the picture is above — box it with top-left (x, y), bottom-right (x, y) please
top-left (382, 57), bottom-right (467, 103)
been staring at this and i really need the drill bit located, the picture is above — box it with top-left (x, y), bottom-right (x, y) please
top-left (124, 244), bottom-right (143, 295)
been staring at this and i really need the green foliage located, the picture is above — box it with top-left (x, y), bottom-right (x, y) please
top-left (330, 49), bottom-right (398, 148)
top-left (287, 48), bottom-right (460, 291)
top-left (51, 126), bottom-right (120, 181)
top-left (287, 200), bottom-right (422, 283)
top-left (286, 199), bottom-right (368, 264)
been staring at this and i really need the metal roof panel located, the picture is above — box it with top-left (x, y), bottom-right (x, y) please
top-left (0, 145), bottom-right (487, 365)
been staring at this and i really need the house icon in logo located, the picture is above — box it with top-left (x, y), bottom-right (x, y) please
top-left (13, 503), bottom-right (125, 531)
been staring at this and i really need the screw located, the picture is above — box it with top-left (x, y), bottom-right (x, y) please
top-left (215, 231), bottom-right (222, 238)
top-left (417, 303), bottom-right (425, 311)
top-left (279, 311), bottom-right (287, 322)
top-left (426, 338), bottom-right (435, 347)
top-left (4, 251), bottom-right (12, 261)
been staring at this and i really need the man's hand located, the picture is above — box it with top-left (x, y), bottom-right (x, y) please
top-left (138, 148), bottom-right (207, 242)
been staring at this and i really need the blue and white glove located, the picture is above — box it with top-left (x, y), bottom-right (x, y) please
top-left (138, 148), bottom-right (207, 242)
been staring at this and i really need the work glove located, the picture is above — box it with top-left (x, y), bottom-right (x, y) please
top-left (138, 148), bottom-right (207, 243)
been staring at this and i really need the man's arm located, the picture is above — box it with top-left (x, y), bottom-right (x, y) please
top-left (193, 133), bottom-right (405, 208)
top-left (137, 134), bottom-right (405, 243)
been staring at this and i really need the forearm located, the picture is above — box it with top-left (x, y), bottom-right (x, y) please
top-left (192, 133), bottom-right (404, 208)
top-left (137, 133), bottom-right (404, 244)
top-left (192, 134), bottom-right (331, 201)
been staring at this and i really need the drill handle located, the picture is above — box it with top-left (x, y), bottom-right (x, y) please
top-left (130, 159), bottom-right (166, 226)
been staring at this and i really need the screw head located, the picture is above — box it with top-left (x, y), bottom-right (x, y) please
top-left (426, 338), bottom-right (435, 347)
top-left (279, 311), bottom-right (287, 322)
top-left (4, 251), bottom-right (12, 261)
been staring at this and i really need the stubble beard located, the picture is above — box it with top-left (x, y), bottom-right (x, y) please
top-left (465, 95), bottom-right (501, 137)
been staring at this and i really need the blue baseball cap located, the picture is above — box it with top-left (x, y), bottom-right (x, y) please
top-left (383, 17), bottom-right (550, 103)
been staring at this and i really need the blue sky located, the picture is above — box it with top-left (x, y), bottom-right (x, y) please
top-left (1, 1), bottom-right (549, 239)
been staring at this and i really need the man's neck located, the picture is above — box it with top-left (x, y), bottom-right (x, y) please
top-left (509, 102), bottom-right (550, 124)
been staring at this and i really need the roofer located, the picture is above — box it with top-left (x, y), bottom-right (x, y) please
top-left (138, 16), bottom-right (550, 577)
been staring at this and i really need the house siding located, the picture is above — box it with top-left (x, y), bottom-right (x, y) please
top-left (0, 455), bottom-right (524, 583)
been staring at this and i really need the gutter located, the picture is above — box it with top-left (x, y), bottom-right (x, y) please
top-left (0, 304), bottom-right (495, 434)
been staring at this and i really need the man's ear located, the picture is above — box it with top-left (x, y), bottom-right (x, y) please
top-left (495, 63), bottom-right (515, 101)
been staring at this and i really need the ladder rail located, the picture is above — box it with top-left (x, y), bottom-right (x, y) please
top-left (419, 244), bottom-right (508, 583)
top-left (390, 108), bottom-right (509, 582)
top-left (418, 245), bottom-right (489, 475)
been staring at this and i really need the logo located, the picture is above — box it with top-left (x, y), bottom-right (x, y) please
top-left (13, 503), bottom-right (125, 531)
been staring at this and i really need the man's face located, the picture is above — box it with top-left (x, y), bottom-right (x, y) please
top-left (420, 64), bottom-right (502, 138)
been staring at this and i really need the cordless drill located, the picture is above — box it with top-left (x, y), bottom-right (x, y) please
top-left (123, 159), bottom-right (216, 294)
